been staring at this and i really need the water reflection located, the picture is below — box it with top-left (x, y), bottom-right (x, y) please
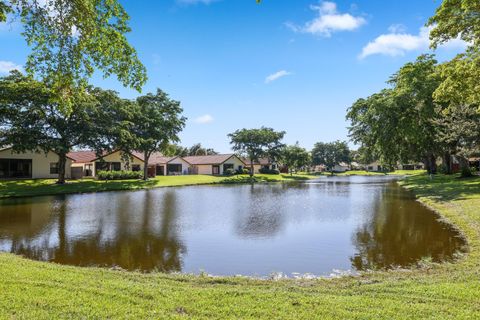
top-left (0, 177), bottom-right (466, 276)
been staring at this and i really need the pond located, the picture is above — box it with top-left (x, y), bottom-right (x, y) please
top-left (0, 176), bottom-right (465, 277)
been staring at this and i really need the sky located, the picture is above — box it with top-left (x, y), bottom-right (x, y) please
top-left (0, 0), bottom-right (468, 153)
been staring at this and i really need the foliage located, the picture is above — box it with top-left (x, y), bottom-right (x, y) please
top-left (97, 170), bottom-right (142, 181)
top-left (228, 127), bottom-right (285, 177)
top-left (311, 140), bottom-right (351, 172)
top-left (0, 71), bottom-right (114, 183)
top-left (258, 168), bottom-right (280, 175)
top-left (280, 142), bottom-right (311, 175)
top-left (223, 168), bottom-right (236, 176)
top-left (115, 89), bottom-right (186, 180)
top-left (428, 0), bottom-right (479, 48)
top-left (1, 0), bottom-right (146, 112)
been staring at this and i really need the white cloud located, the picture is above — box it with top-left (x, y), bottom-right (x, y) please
top-left (359, 26), bottom-right (469, 59)
top-left (193, 114), bottom-right (214, 124)
top-left (265, 70), bottom-right (291, 84)
top-left (287, 1), bottom-right (366, 37)
top-left (0, 61), bottom-right (22, 74)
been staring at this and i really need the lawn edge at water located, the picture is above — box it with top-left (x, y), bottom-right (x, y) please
top-left (0, 171), bottom-right (424, 199)
top-left (0, 173), bottom-right (318, 199)
top-left (1, 173), bottom-right (479, 318)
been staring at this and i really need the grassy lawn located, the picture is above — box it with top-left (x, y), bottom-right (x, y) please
top-left (337, 169), bottom-right (426, 176)
top-left (0, 173), bottom-right (318, 199)
top-left (0, 174), bottom-right (480, 318)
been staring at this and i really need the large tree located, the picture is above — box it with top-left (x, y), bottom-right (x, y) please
top-left (311, 141), bottom-right (351, 174)
top-left (0, 71), bottom-right (115, 183)
top-left (119, 89), bottom-right (186, 181)
top-left (281, 143), bottom-right (311, 175)
top-left (228, 127), bottom-right (285, 177)
top-left (1, 0), bottom-right (146, 112)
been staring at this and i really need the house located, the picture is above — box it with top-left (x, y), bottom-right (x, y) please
top-left (183, 154), bottom-right (245, 175)
top-left (366, 161), bottom-right (383, 172)
top-left (242, 158), bottom-right (278, 174)
top-left (398, 163), bottom-right (425, 170)
top-left (469, 157), bottom-right (480, 171)
top-left (68, 150), bottom-right (191, 178)
top-left (0, 147), bottom-right (73, 179)
top-left (332, 162), bottom-right (350, 172)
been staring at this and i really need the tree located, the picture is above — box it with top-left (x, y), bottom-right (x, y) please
top-left (119, 89), bottom-right (186, 181)
top-left (281, 143), bottom-right (311, 175)
top-left (228, 127), bottom-right (285, 177)
top-left (187, 143), bottom-right (218, 156)
top-left (0, 71), bottom-right (115, 183)
top-left (428, 0), bottom-right (480, 49)
top-left (311, 141), bottom-right (351, 174)
top-left (1, 0), bottom-right (146, 111)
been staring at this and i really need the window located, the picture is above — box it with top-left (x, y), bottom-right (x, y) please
top-left (50, 162), bottom-right (59, 174)
top-left (132, 164), bottom-right (141, 172)
top-left (0, 159), bottom-right (32, 178)
top-left (111, 162), bottom-right (121, 171)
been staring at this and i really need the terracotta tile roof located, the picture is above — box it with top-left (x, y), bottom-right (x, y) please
top-left (183, 154), bottom-right (241, 165)
top-left (68, 150), bottom-right (178, 165)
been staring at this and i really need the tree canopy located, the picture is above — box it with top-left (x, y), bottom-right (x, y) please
top-left (1, 0), bottom-right (146, 112)
top-left (281, 143), bottom-right (310, 175)
top-left (311, 141), bottom-right (351, 173)
top-left (228, 127), bottom-right (285, 177)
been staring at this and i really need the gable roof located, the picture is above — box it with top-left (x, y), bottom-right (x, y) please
top-left (67, 151), bottom-right (98, 163)
top-left (67, 150), bottom-right (185, 165)
top-left (183, 154), bottom-right (244, 165)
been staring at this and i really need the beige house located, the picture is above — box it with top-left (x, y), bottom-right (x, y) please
top-left (68, 150), bottom-right (191, 178)
top-left (0, 147), bottom-right (73, 179)
top-left (183, 154), bottom-right (246, 175)
top-left (242, 158), bottom-right (278, 174)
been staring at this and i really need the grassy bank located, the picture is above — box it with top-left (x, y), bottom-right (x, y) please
top-left (0, 174), bottom-right (480, 318)
top-left (0, 173), bottom-right (318, 199)
top-left (337, 169), bottom-right (426, 176)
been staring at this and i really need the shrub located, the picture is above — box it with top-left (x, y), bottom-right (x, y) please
top-left (259, 168), bottom-right (280, 175)
top-left (461, 166), bottom-right (473, 178)
top-left (224, 168), bottom-right (236, 176)
top-left (97, 170), bottom-right (143, 180)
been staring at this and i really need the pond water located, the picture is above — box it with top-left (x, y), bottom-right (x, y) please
top-left (0, 176), bottom-right (465, 277)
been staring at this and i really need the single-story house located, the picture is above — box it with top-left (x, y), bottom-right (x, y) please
top-left (398, 163), bottom-right (425, 170)
top-left (68, 150), bottom-right (191, 178)
top-left (332, 162), bottom-right (350, 172)
top-left (0, 147), bottom-right (73, 179)
top-left (183, 154), bottom-right (246, 175)
top-left (242, 158), bottom-right (278, 174)
top-left (366, 161), bottom-right (383, 172)
top-left (469, 157), bottom-right (480, 170)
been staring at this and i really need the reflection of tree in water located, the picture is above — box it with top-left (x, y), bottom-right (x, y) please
top-left (351, 183), bottom-right (465, 270)
top-left (11, 191), bottom-right (186, 272)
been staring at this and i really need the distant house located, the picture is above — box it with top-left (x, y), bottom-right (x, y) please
top-left (0, 147), bottom-right (73, 179)
top-left (183, 154), bottom-right (245, 175)
top-left (242, 158), bottom-right (278, 174)
top-left (469, 157), bottom-right (480, 171)
top-left (332, 162), bottom-right (350, 172)
top-left (398, 163), bottom-right (425, 170)
top-left (366, 161), bottom-right (382, 172)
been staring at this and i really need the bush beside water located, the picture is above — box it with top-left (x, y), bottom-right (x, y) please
top-left (97, 170), bottom-right (143, 180)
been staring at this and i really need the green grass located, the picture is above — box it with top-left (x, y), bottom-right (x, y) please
top-left (0, 173), bottom-right (318, 199)
top-left (337, 169), bottom-right (426, 176)
top-left (1, 173), bottom-right (480, 318)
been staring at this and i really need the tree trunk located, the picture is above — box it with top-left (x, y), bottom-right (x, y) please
top-left (143, 151), bottom-right (150, 181)
top-left (458, 156), bottom-right (472, 177)
top-left (429, 154), bottom-right (437, 174)
top-left (249, 159), bottom-right (254, 177)
top-left (57, 153), bottom-right (67, 184)
top-left (443, 152), bottom-right (452, 175)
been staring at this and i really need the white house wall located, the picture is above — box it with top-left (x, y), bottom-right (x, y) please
top-left (0, 149), bottom-right (72, 179)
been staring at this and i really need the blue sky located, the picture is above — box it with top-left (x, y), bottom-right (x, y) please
top-left (0, 0), bottom-right (468, 153)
